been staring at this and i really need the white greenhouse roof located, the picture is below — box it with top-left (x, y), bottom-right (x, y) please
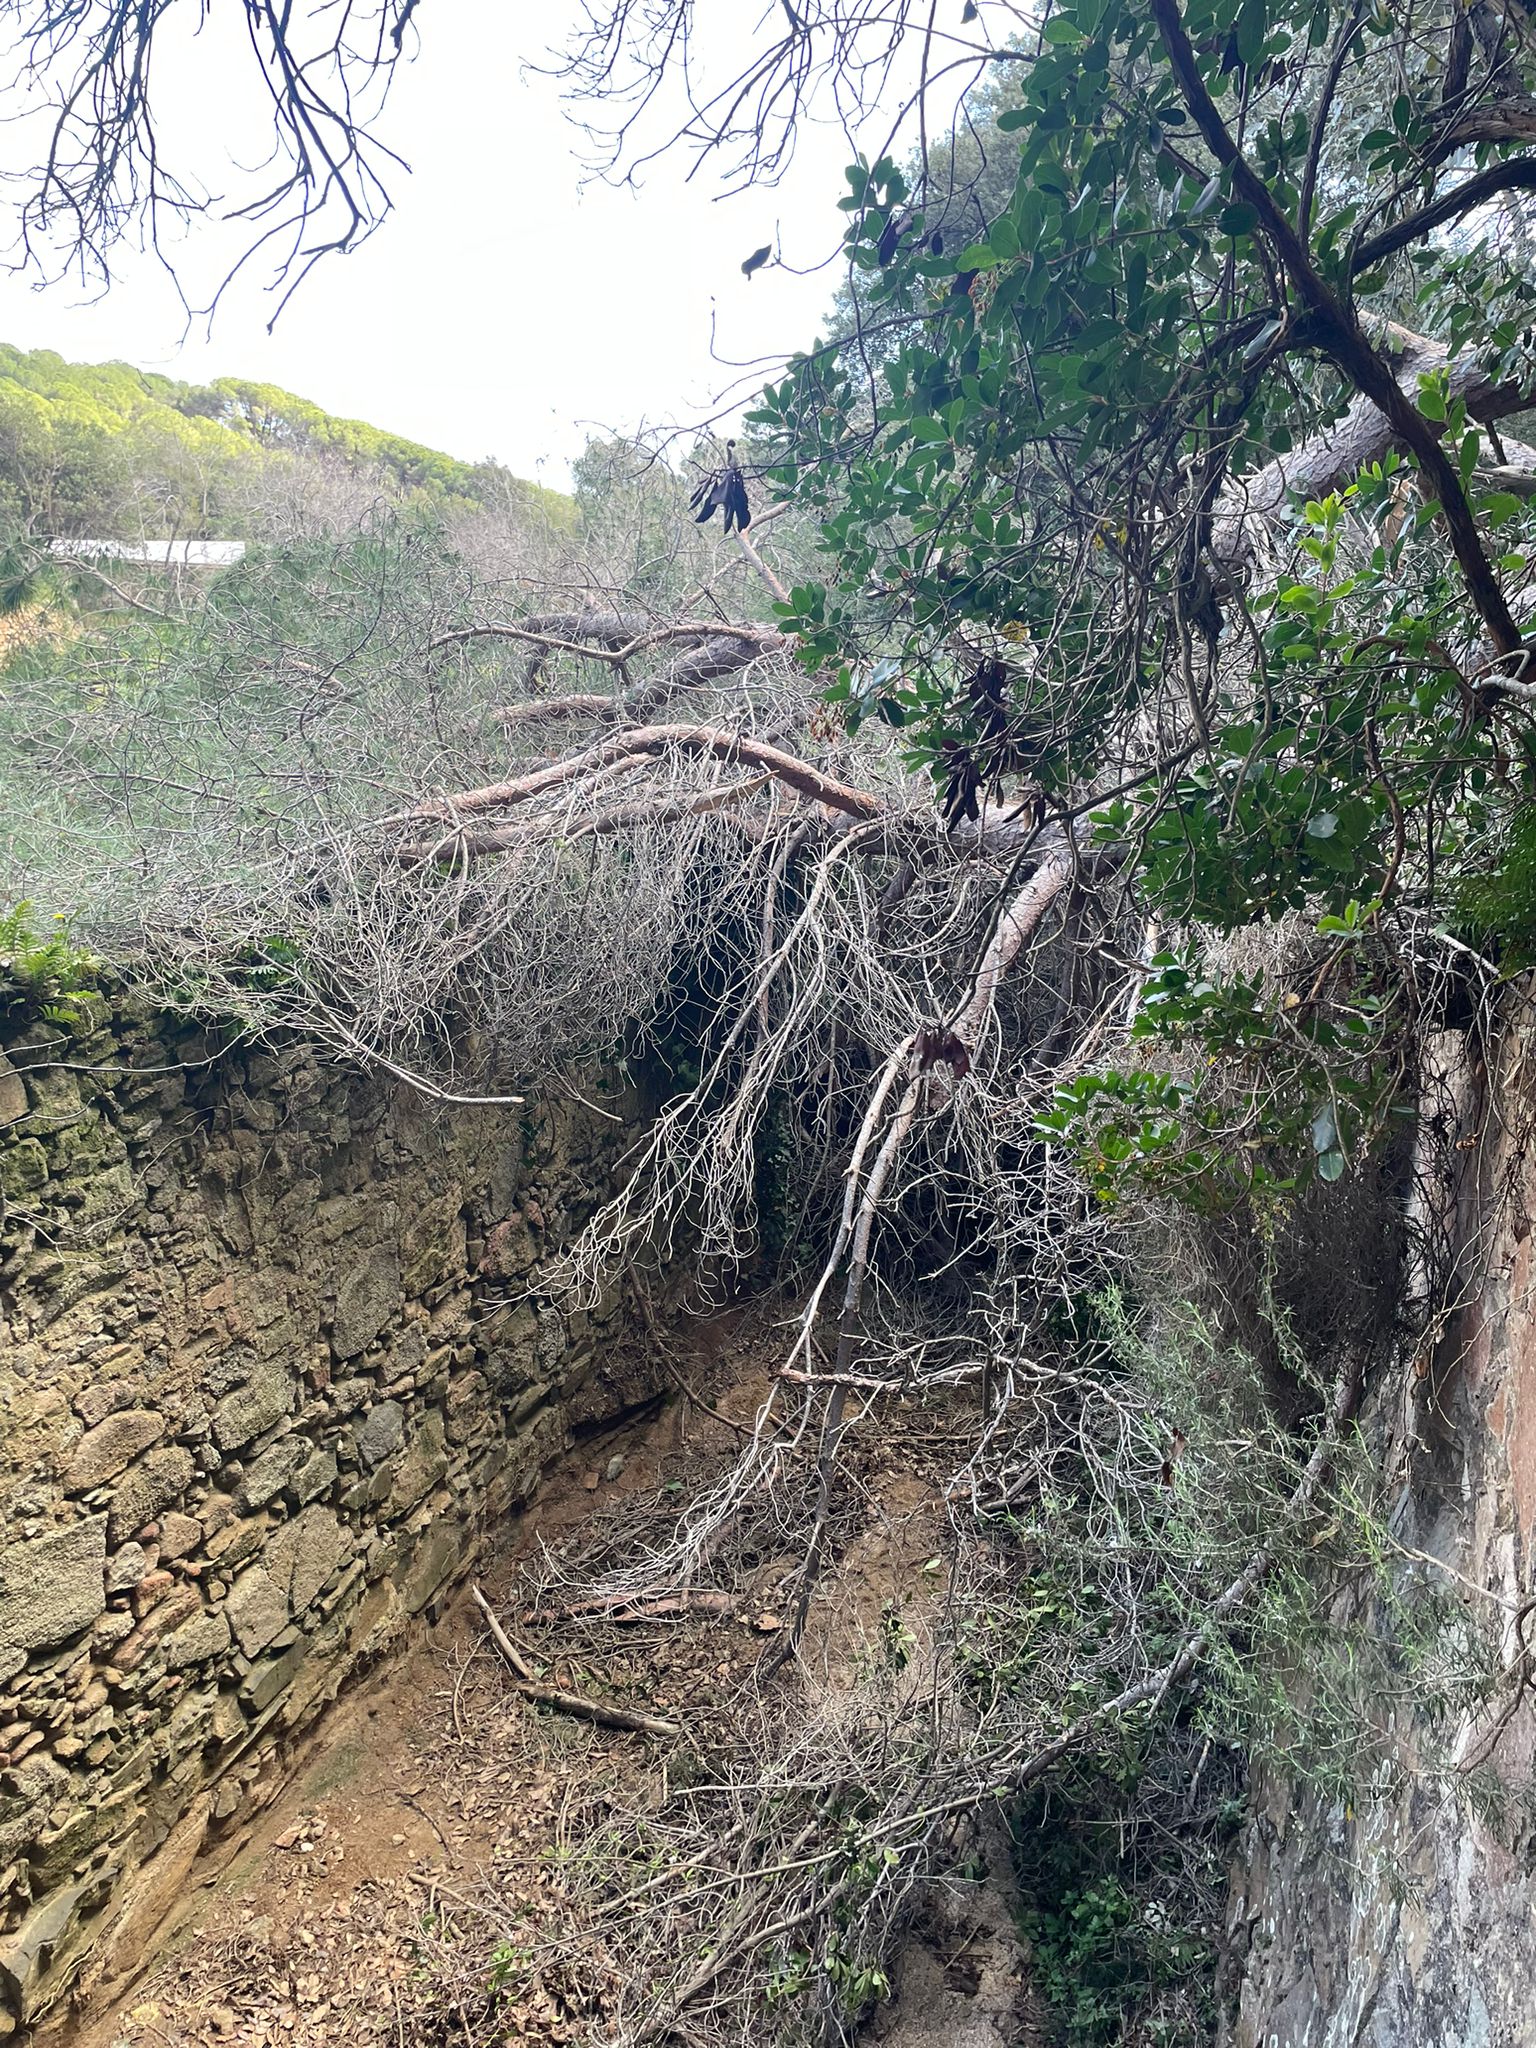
top-left (50, 538), bottom-right (247, 567)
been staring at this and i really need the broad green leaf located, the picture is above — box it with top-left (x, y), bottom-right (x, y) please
top-left (1482, 492), bottom-right (1524, 526)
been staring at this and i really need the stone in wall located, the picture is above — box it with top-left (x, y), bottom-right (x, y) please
top-left (0, 989), bottom-right (662, 2034)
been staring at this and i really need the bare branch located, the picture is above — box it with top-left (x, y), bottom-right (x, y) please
top-left (404, 723), bottom-right (889, 829)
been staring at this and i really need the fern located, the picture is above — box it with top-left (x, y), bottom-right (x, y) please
top-left (0, 900), bottom-right (98, 1023)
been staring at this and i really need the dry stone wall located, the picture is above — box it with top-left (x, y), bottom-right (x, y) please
top-left (0, 990), bottom-right (659, 2035)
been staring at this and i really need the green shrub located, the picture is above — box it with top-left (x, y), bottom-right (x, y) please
top-left (1013, 1755), bottom-right (1230, 2048)
top-left (1457, 803), bottom-right (1536, 968)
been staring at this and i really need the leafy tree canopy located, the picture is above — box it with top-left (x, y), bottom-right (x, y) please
top-left (728, 0), bottom-right (1536, 1186)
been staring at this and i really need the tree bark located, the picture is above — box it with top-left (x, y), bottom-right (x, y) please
top-left (403, 722), bottom-right (885, 827)
top-left (1213, 327), bottom-right (1536, 565)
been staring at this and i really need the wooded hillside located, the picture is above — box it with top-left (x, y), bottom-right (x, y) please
top-left (0, 343), bottom-right (575, 540)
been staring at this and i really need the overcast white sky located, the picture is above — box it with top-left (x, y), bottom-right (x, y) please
top-left (0, 2), bottom-right (933, 490)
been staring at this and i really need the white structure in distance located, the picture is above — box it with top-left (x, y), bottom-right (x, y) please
top-left (49, 538), bottom-right (247, 568)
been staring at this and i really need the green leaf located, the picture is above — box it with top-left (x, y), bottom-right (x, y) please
top-left (1483, 491), bottom-right (1524, 526)
top-left (1234, 0), bottom-right (1268, 68)
top-left (988, 216), bottom-right (1021, 262)
top-left (1190, 172), bottom-right (1223, 218)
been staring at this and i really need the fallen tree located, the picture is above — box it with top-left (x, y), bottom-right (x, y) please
top-left (9, 0), bottom-right (1536, 2038)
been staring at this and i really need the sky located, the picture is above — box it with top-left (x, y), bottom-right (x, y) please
top-left (0, 1), bottom-right (935, 491)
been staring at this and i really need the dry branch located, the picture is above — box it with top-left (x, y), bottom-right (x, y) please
top-left (495, 693), bottom-right (615, 727)
top-left (431, 614), bottom-right (782, 664)
top-left (433, 773), bottom-right (773, 859)
top-left (733, 525), bottom-right (792, 604)
top-left (952, 829), bottom-right (1076, 1055)
top-left (405, 723), bottom-right (887, 829)
top-left (470, 1585), bottom-right (683, 1737)
top-left (518, 1590), bottom-right (738, 1625)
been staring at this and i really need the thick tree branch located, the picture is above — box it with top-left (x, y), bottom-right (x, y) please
top-left (1353, 155), bottom-right (1536, 272)
top-left (952, 834), bottom-right (1076, 1054)
top-left (489, 623), bottom-right (793, 730)
top-left (430, 615), bottom-right (784, 665)
top-left (1152, 0), bottom-right (1524, 659)
top-left (733, 525), bottom-right (792, 604)
top-left (1215, 327), bottom-right (1536, 559)
top-left (422, 774), bottom-right (773, 859)
top-left (402, 723), bottom-right (887, 828)
top-left (496, 694), bottom-right (616, 727)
